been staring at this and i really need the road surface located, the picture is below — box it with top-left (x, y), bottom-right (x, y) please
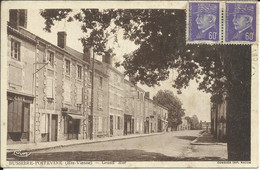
top-left (7, 130), bottom-right (227, 161)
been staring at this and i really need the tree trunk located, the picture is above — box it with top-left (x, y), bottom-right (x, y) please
top-left (226, 46), bottom-right (251, 161)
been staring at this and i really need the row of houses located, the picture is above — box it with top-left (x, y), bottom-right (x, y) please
top-left (6, 9), bottom-right (168, 144)
top-left (176, 117), bottom-right (191, 131)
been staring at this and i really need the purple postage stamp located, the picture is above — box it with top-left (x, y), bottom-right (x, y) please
top-left (225, 3), bottom-right (256, 42)
top-left (188, 2), bottom-right (220, 43)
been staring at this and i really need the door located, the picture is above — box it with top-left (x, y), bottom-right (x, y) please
top-left (110, 115), bottom-right (113, 136)
top-left (22, 103), bottom-right (30, 141)
top-left (51, 115), bottom-right (58, 141)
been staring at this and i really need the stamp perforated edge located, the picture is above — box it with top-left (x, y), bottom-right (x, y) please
top-left (186, 1), bottom-right (222, 45)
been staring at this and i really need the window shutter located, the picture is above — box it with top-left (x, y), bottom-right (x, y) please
top-left (8, 100), bottom-right (14, 132)
top-left (64, 117), bottom-right (68, 134)
top-left (120, 117), bottom-right (123, 130)
top-left (46, 77), bottom-right (53, 98)
top-left (23, 103), bottom-right (30, 132)
top-left (40, 114), bottom-right (46, 133)
top-left (98, 117), bottom-right (102, 132)
top-left (15, 101), bottom-right (23, 132)
top-left (9, 65), bottom-right (22, 87)
top-left (64, 81), bottom-right (71, 102)
top-left (77, 86), bottom-right (83, 104)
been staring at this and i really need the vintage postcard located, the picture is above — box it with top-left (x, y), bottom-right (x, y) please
top-left (1, 0), bottom-right (258, 168)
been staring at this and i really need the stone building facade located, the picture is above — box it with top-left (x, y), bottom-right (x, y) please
top-left (106, 65), bottom-right (125, 137)
top-left (6, 9), bottom-right (169, 144)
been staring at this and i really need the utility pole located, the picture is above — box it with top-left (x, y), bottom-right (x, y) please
top-left (90, 46), bottom-right (95, 140)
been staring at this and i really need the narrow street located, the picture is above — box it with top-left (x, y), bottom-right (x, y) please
top-left (7, 130), bottom-right (227, 161)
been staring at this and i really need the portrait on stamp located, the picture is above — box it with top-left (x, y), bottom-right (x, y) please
top-left (226, 3), bottom-right (256, 42)
top-left (188, 2), bottom-right (220, 42)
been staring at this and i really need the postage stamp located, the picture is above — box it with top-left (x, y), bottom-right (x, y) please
top-left (188, 2), bottom-right (220, 43)
top-left (0, 0), bottom-right (259, 169)
top-left (225, 3), bottom-right (257, 43)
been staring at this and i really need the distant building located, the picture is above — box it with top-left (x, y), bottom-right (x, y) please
top-left (177, 117), bottom-right (191, 131)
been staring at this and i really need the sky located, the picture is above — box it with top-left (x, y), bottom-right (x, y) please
top-left (25, 9), bottom-right (211, 122)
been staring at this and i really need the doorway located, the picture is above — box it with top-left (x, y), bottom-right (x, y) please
top-left (51, 115), bottom-right (58, 141)
top-left (68, 118), bottom-right (80, 140)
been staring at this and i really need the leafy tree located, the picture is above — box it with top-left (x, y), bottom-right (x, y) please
top-left (153, 90), bottom-right (185, 130)
top-left (185, 115), bottom-right (200, 130)
top-left (40, 9), bottom-right (251, 161)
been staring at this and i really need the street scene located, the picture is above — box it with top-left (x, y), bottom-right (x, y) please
top-left (7, 130), bottom-right (227, 161)
top-left (3, 3), bottom-right (254, 165)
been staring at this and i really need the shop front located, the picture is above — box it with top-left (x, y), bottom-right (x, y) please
top-left (7, 92), bottom-right (33, 144)
top-left (62, 108), bottom-right (84, 140)
top-left (124, 114), bottom-right (134, 135)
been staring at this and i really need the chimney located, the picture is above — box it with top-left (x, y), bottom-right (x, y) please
top-left (145, 92), bottom-right (150, 99)
top-left (129, 75), bottom-right (136, 85)
top-left (57, 31), bottom-right (67, 48)
top-left (9, 9), bottom-right (27, 29)
top-left (83, 45), bottom-right (92, 63)
top-left (102, 52), bottom-right (112, 65)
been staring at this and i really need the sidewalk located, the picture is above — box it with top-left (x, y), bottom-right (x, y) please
top-left (191, 132), bottom-right (227, 146)
top-left (7, 132), bottom-right (163, 153)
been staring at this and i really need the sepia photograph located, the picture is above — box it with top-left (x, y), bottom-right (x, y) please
top-left (0, 1), bottom-right (258, 168)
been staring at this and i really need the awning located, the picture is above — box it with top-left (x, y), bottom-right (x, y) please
top-left (67, 113), bottom-right (85, 119)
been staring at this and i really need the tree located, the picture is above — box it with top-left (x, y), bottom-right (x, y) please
top-left (185, 115), bottom-right (200, 130)
top-left (40, 9), bottom-right (251, 161)
top-left (153, 90), bottom-right (185, 130)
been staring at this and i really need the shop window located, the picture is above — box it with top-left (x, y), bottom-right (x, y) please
top-left (7, 100), bottom-right (30, 134)
top-left (11, 39), bottom-right (21, 61)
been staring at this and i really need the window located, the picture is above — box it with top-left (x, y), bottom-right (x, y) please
top-left (65, 59), bottom-right (70, 75)
top-left (47, 51), bottom-right (54, 67)
top-left (77, 104), bottom-right (82, 111)
top-left (11, 39), bottom-right (21, 61)
top-left (77, 65), bottom-right (82, 79)
top-left (99, 77), bottom-right (103, 88)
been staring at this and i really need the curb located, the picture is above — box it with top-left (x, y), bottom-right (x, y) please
top-left (190, 134), bottom-right (227, 146)
top-left (7, 132), bottom-right (163, 154)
